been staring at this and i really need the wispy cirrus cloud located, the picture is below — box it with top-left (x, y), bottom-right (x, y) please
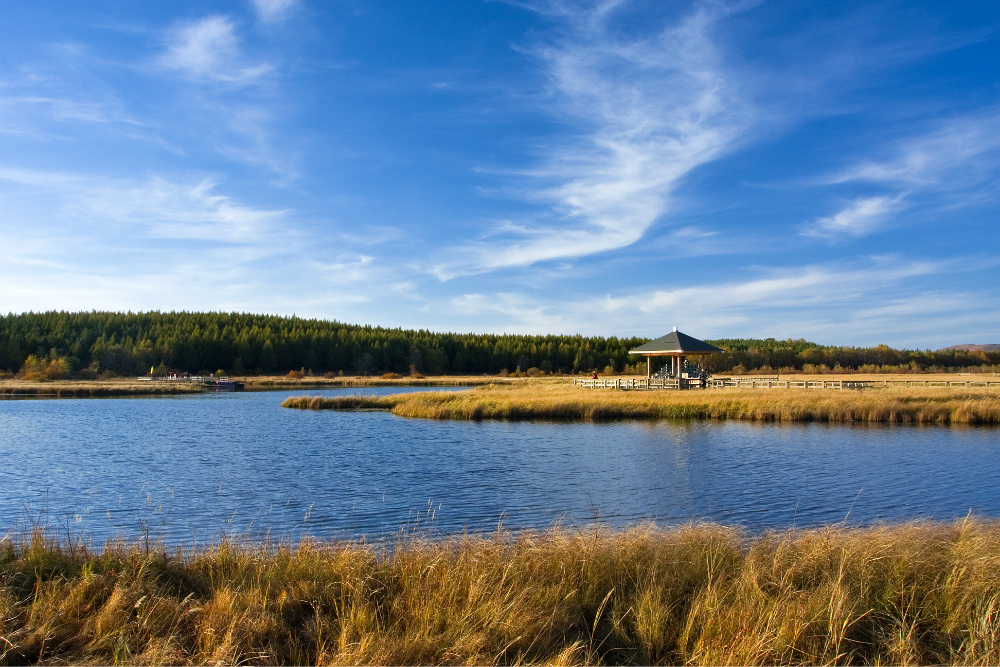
top-left (0, 166), bottom-right (318, 315)
top-left (443, 255), bottom-right (998, 346)
top-left (601, 258), bottom-right (943, 315)
top-left (251, 0), bottom-right (297, 23)
top-left (0, 166), bottom-right (287, 244)
top-left (804, 112), bottom-right (1000, 237)
top-left (432, 1), bottom-right (752, 279)
top-left (158, 16), bottom-right (271, 83)
top-left (0, 44), bottom-right (167, 147)
top-left (154, 15), bottom-right (299, 178)
top-left (77, 179), bottom-right (287, 242)
top-left (803, 193), bottom-right (907, 238)
top-left (0, 95), bottom-right (132, 128)
top-left (449, 292), bottom-right (582, 334)
top-left (828, 112), bottom-right (1000, 187)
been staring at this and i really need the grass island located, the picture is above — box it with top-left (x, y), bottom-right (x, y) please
top-left (282, 376), bottom-right (1000, 425)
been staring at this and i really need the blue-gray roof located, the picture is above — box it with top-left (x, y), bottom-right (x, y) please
top-left (629, 330), bottom-right (723, 354)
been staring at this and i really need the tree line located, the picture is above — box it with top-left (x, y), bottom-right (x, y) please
top-left (1, 311), bottom-right (997, 378)
top-left (702, 339), bottom-right (1000, 375)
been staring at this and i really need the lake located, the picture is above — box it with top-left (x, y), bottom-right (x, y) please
top-left (1, 388), bottom-right (998, 544)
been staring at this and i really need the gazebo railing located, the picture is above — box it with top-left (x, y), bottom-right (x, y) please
top-left (574, 377), bottom-right (705, 390)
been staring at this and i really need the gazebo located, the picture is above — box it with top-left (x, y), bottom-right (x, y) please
top-left (629, 328), bottom-right (723, 382)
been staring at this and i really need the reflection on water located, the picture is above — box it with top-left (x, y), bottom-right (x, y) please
top-left (1, 389), bottom-right (998, 544)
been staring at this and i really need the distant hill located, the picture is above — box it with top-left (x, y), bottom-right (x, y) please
top-left (937, 344), bottom-right (1000, 352)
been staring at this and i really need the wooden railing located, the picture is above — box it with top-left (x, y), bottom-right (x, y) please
top-left (575, 377), bottom-right (705, 390)
top-left (576, 378), bottom-right (649, 390)
top-left (576, 378), bottom-right (1000, 391)
top-left (712, 379), bottom-right (854, 389)
top-left (711, 379), bottom-right (1000, 389)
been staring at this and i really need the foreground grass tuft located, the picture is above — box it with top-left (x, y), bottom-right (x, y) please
top-left (2, 520), bottom-right (1000, 665)
top-left (282, 383), bottom-right (1000, 424)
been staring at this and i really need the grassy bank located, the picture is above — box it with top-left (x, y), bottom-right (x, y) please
top-left (0, 381), bottom-right (206, 397)
top-left (244, 375), bottom-right (510, 389)
top-left (2, 520), bottom-right (999, 665)
top-left (0, 376), bottom-right (513, 398)
top-left (282, 383), bottom-right (1000, 424)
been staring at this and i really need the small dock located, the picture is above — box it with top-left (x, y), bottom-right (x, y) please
top-left (137, 375), bottom-right (245, 391)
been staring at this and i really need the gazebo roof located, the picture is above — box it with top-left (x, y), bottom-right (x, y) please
top-left (629, 329), bottom-right (723, 355)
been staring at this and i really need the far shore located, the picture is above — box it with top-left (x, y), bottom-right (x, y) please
top-left (0, 375), bottom-right (511, 397)
top-left (2, 371), bottom-right (998, 398)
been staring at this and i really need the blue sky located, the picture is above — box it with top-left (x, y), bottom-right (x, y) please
top-left (1, 0), bottom-right (997, 347)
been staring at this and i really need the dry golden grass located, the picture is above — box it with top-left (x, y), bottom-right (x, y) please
top-left (0, 376), bottom-right (516, 398)
top-left (245, 376), bottom-right (537, 388)
top-left (0, 380), bottom-right (205, 397)
top-left (282, 382), bottom-right (1000, 424)
top-left (2, 520), bottom-right (1000, 665)
top-left (718, 373), bottom-right (1000, 382)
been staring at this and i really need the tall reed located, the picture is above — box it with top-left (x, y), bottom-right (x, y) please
top-left (282, 384), bottom-right (1000, 424)
top-left (2, 520), bottom-right (999, 665)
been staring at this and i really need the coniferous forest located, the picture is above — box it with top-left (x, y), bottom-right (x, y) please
top-left (1, 311), bottom-right (997, 378)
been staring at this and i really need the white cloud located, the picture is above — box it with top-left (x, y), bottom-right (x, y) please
top-left (449, 292), bottom-right (581, 334)
top-left (79, 179), bottom-right (287, 242)
top-left (593, 259), bottom-right (909, 321)
top-left (0, 167), bottom-right (360, 316)
top-left (304, 255), bottom-right (379, 285)
top-left (829, 113), bottom-right (1000, 187)
top-left (432, 2), bottom-right (751, 279)
top-left (158, 16), bottom-right (270, 83)
top-left (251, 0), bottom-right (296, 23)
top-left (803, 194), bottom-right (906, 238)
top-left (801, 113), bottom-right (1000, 240)
top-left (438, 256), bottom-right (995, 347)
top-left (0, 167), bottom-right (287, 244)
top-left (0, 58), bottom-right (160, 146)
top-left (0, 96), bottom-right (121, 127)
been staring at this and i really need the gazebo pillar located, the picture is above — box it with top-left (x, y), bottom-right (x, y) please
top-left (645, 354), bottom-right (651, 382)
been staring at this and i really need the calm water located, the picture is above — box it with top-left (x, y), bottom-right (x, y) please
top-left (1, 388), bottom-right (998, 544)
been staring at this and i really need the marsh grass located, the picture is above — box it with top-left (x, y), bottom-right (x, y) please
top-left (2, 520), bottom-right (1000, 665)
top-left (0, 382), bottom-right (206, 397)
top-left (247, 376), bottom-right (517, 388)
top-left (282, 383), bottom-right (1000, 424)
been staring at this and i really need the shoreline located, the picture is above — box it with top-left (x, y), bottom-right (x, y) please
top-left (2, 372), bottom-right (996, 398)
top-left (2, 519), bottom-right (997, 665)
top-left (0, 375), bottom-right (515, 397)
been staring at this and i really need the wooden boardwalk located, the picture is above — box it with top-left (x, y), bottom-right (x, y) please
top-left (576, 377), bottom-right (1000, 391)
